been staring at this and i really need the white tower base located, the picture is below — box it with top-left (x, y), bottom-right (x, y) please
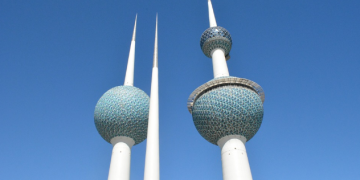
top-left (211, 48), bottom-right (230, 78)
top-left (108, 136), bottom-right (135, 180)
top-left (217, 135), bottom-right (253, 180)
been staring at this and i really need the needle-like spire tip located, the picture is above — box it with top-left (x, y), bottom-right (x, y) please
top-left (132, 14), bottom-right (137, 41)
top-left (153, 14), bottom-right (158, 68)
top-left (124, 15), bottom-right (137, 86)
top-left (208, 0), bottom-right (217, 27)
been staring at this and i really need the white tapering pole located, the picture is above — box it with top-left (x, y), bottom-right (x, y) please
top-left (208, 0), bottom-right (217, 27)
top-left (144, 14), bottom-right (160, 180)
top-left (124, 15), bottom-right (137, 86)
top-left (218, 135), bottom-right (253, 180)
top-left (108, 137), bottom-right (135, 180)
top-left (211, 49), bottom-right (230, 78)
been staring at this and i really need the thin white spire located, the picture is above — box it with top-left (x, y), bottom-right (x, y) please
top-left (208, 0), bottom-right (217, 27)
top-left (153, 14), bottom-right (158, 67)
top-left (124, 14), bottom-right (137, 86)
top-left (132, 14), bottom-right (137, 41)
top-left (144, 14), bottom-right (160, 180)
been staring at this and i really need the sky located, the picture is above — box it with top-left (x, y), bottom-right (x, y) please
top-left (1, 0), bottom-right (360, 179)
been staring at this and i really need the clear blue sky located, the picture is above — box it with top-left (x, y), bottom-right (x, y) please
top-left (1, 0), bottom-right (359, 179)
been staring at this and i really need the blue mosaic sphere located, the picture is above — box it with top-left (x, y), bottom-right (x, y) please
top-left (192, 80), bottom-right (264, 145)
top-left (200, 26), bottom-right (232, 58)
top-left (94, 86), bottom-right (149, 145)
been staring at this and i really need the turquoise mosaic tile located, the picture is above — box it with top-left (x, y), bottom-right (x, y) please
top-left (192, 82), bottom-right (264, 145)
top-left (94, 86), bottom-right (149, 145)
top-left (200, 26), bottom-right (232, 58)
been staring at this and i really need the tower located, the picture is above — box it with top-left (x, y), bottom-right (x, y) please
top-left (187, 1), bottom-right (265, 180)
top-left (144, 15), bottom-right (160, 180)
top-left (94, 15), bottom-right (150, 180)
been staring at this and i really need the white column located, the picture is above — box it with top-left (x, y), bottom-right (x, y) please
top-left (124, 15), bottom-right (137, 86)
top-left (217, 135), bottom-right (253, 180)
top-left (108, 136), bottom-right (135, 180)
top-left (211, 48), bottom-right (229, 78)
top-left (144, 67), bottom-right (159, 180)
top-left (144, 14), bottom-right (160, 180)
top-left (208, 0), bottom-right (217, 27)
top-left (124, 41), bottom-right (135, 86)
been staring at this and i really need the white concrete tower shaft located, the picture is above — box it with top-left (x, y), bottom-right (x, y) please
top-left (108, 136), bottom-right (135, 180)
top-left (124, 15), bottom-right (137, 86)
top-left (208, 0), bottom-right (229, 78)
top-left (218, 135), bottom-right (253, 180)
top-left (144, 15), bottom-right (160, 180)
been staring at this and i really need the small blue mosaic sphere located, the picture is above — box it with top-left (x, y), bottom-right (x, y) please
top-left (200, 26), bottom-right (232, 58)
top-left (94, 86), bottom-right (149, 145)
top-left (192, 80), bottom-right (264, 145)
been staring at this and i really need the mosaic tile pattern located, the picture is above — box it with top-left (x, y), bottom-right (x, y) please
top-left (200, 26), bottom-right (232, 58)
top-left (94, 86), bottom-right (149, 145)
top-left (192, 84), bottom-right (264, 145)
top-left (187, 76), bottom-right (265, 113)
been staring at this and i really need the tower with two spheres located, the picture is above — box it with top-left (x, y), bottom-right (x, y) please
top-left (93, 1), bottom-right (265, 180)
top-left (187, 0), bottom-right (265, 180)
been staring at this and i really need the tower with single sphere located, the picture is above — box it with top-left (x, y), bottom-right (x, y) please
top-left (94, 15), bottom-right (149, 180)
top-left (187, 1), bottom-right (265, 180)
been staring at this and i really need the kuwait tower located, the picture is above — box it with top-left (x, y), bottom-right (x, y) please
top-left (94, 15), bottom-right (149, 180)
top-left (187, 1), bottom-right (265, 180)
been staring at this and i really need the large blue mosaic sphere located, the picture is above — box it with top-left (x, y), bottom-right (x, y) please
top-left (94, 86), bottom-right (149, 145)
top-left (192, 81), bottom-right (264, 145)
top-left (200, 26), bottom-right (232, 58)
